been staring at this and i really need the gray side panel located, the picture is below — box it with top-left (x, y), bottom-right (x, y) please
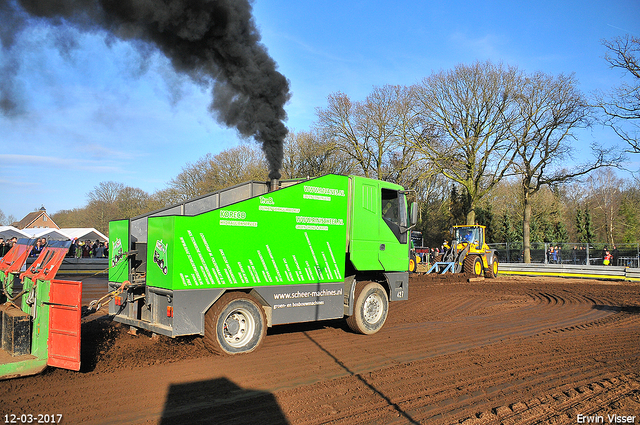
top-left (129, 181), bottom-right (272, 242)
top-left (184, 195), bottom-right (219, 215)
top-left (385, 272), bottom-right (409, 301)
top-left (253, 283), bottom-right (344, 325)
top-left (173, 288), bottom-right (225, 336)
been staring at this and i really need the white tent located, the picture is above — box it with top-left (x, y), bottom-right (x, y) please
top-left (0, 226), bottom-right (29, 240)
top-left (21, 228), bottom-right (70, 241)
top-left (62, 228), bottom-right (108, 242)
top-left (2, 227), bottom-right (108, 243)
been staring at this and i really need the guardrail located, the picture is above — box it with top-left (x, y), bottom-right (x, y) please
top-left (500, 263), bottom-right (640, 282)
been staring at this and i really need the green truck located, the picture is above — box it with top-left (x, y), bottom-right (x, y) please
top-left (108, 174), bottom-right (416, 354)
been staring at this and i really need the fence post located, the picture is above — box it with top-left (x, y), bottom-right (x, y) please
top-left (544, 243), bottom-right (548, 264)
top-left (586, 245), bottom-right (590, 265)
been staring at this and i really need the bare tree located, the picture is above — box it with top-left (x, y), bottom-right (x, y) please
top-left (85, 181), bottom-right (126, 233)
top-left (597, 35), bottom-right (640, 151)
top-left (117, 186), bottom-right (152, 219)
top-left (164, 144), bottom-right (268, 203)
top-left (410, 61), bottom-right (520, 224)
top-left (0, 209), bottom-right (16, 226)
top-left (586, 168), bottom-right (625, 247)
top-left (315, 85), bottom-right (418, 181)
top-left (281, 130), bottom-right (356, 179)
top-left (509, 71), bottom-right (615, 262)
top-left (166, 155), bottom-right (213, 202)
top-left (199, 144), bottom-right (267, 192)
top-left (87, 181), bottom-right (125, 205)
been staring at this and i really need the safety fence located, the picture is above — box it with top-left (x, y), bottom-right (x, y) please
top-left (487, 242), bottom-right (640, 268)
top-left (499, 262), bottom-right (640, 282)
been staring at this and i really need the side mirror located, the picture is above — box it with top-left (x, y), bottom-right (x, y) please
top-left (410, 202), bottom-right (418, 226)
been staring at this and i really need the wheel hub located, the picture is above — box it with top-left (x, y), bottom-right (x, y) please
top-left (363, 293), bottom-right (383, 323)
top-left (224, 312), bottom-right (248, 345)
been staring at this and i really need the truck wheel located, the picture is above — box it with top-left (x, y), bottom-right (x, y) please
top-left (346, 282), bottom-right (388, 335)
top-left (485, 254), bottom-right (499, 278)
top-left (464, 255), bottom-right (483, 276)
top-left (204, 292), bottom-right (266, 355)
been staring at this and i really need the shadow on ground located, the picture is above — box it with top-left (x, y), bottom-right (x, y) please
top-left (160, 377), bottom-right (288, 425)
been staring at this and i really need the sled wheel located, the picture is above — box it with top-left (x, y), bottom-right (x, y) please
top-left (346, 282), bottom-right (388, 335)
top-left (484, 254), bottom-right (499, 278)
top-left (204, 292), bottom-right (266, 355)
top-left (464, 255), bottom-right (483, 276)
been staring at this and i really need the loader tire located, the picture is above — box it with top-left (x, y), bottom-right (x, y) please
top-left (346, 282), bottom-right (388, 335)
top-left (464, 255), bottom-right (483, 276)
top-left (409, 252), bottom-right (417, 273)
top-left (485, 254), bottom-right (499, 278)
top-left (204, 292), bottom-right (266, 355)
top-left (430, 254), bottom-right (442, 266)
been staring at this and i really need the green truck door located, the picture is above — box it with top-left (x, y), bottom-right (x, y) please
top-left (349, 178), bottom-right (384, 270)
top-left (349, 177), bottom-right (408, 272)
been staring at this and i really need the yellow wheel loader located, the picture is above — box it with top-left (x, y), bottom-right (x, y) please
top-left (428, 225), bottom-right (498, 278)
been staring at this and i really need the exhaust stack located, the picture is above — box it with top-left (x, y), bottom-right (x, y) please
top-left (270, 178), bottom-right (279, 192)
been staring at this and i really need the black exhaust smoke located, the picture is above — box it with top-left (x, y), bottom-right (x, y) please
top-left (0, 0), bottom-right (290, 179)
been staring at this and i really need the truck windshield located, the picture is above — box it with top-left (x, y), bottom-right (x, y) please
top-left (381, 189), bottom-right (407, 244)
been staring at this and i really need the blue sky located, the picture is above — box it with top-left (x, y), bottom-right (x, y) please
top-left (1, 0), bottom-right (639, 221)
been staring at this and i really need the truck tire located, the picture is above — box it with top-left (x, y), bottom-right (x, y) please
top-left (485, 254), bottom-right (499, 278)
top-left (346, 282), bottom-right (388, 335)
top-left (464, 255), bottom-right (483, 276)
top-left (203, 292), bottom-right (266, 355)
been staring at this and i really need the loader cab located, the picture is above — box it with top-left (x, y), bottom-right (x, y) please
top-left (453, 225), bottom-right (487, 253)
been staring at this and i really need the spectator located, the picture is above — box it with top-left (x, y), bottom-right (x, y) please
top-left (612, 245), bottom-right (619, 266)
top-left (7, 237), bottom-right (17, 250)
top-left (31, 239), bottom-right (44, 257)
top-left (603, 250), bottom-right (613, 266)
top-left (572, 246), bottom-right (578, 264)
top-left (68, 239), bottom-right (77, 258)
top-left (0, 238), bottom-right (5, 257)
top-left (82, 240), bottom-right (91, 258)
top-left (104, 241), bottom-right (109, 258)
top-left (95, 241), bottom-right (105, 258)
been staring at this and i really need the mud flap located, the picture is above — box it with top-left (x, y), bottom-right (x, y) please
top-left (47, 279), bottom-right (82, 371)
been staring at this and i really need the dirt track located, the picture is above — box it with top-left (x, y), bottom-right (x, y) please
top-left (1, 274), bottom-right (639, 424)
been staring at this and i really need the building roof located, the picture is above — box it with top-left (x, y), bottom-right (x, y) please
top-left (12, 208), bottom-right (59, 230)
